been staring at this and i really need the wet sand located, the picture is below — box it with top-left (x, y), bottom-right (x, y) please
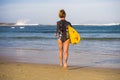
top-left (0, 62), bottom-right (120, 80)
top-left (0, 47), bottom-right (120, 69)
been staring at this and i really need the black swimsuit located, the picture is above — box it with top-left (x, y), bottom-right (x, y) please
top-left (56, 20), bottom-right (72, 43)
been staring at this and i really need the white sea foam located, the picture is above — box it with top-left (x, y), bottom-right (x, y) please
top-left (74, 23), bottom-right (120, 26)
top-left (20, 27), bottom-right (24, 29)
top-left (15, 19), bottom-right (29, 25)
top-left (11, 27), bottom-right (15, 29)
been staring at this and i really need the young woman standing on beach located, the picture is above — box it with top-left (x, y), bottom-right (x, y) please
top-left (55, 9), bottom-right (72, 68)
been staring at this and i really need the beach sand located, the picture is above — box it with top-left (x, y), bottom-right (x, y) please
top-left (0, 62), bottom-right (120, 80)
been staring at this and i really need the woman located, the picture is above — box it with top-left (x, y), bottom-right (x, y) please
top-left (55, 9), bottom-right (72, 68)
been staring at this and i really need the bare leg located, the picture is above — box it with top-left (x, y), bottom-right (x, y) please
top-left (63, 39), bottom-right (70, 68)
top-left (58, 39), bottom-right (63, 66)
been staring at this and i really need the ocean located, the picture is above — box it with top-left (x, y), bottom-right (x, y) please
top-left (0, 25), bottom-right (120, 68)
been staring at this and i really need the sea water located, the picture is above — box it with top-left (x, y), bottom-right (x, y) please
top-left (0, 25), bottom-right (120, 68)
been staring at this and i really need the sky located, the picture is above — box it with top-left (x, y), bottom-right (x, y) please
top-left (0, 0), bottom-right (120, 25)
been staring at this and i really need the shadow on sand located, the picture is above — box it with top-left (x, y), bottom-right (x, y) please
top-left (68, 65), bottom-right (89, 70)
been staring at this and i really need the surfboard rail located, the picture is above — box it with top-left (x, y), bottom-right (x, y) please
top-left (68, 25), bottom-right (80, 44)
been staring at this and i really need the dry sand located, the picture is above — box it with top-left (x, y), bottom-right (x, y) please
top-left (0, 62), bottom-right (120, 80)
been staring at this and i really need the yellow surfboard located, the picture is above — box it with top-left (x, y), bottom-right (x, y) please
top-left (68, 25), bottom-right (80, 44)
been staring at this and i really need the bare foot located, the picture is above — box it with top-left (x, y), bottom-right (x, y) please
top-left (63, 63), bottom-right (67, 69)
top-left (60, 63), bottom-right (63, 67)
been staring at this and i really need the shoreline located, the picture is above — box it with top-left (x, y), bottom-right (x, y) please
top-left (0, 62), bottom-right (120, 80)
top-left (0, 47), bottom-right (120, 69)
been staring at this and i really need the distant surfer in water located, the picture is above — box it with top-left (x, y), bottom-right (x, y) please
top-left (55, 9), bottom-right (72, 68)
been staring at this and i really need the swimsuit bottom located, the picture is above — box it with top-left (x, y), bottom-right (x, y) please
top-left (59, 35), bottom-right (69, 43)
